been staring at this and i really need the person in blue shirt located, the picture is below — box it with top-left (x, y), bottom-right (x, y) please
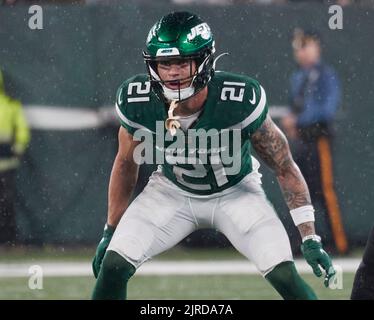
top-left (281, 29), bottom-right (348, 255)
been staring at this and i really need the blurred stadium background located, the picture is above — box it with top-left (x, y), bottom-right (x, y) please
top-left (0, 0), bottom-right (373, 299)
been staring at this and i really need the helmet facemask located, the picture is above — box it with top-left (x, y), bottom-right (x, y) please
top-left (143, 45), bottom-right (215, 103)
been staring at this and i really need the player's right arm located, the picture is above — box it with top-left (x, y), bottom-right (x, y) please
top-left (92, 126), bottom-right (140, 278)
top-left (107, 126), bottom-right (140, 227)
top-left (93, 75), bottom-right (149, 278)
top-left (107, 75), bottom-right (150, 226)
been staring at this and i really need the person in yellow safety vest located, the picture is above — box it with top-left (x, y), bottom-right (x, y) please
top-left (0, 70), bottom-right (30, 245)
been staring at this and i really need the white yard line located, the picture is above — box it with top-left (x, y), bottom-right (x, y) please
top-left (24, 105), bottom-right (287, 130)
top-left (0, 258), bottom-right (361, 278)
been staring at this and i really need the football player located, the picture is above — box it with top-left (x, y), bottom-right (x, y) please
top-left (91, 11), bottom-right (335, 300)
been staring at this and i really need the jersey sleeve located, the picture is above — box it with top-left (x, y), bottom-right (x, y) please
top-left (115, 75), bottom-right (151, 136)
top-left (226, 78), bottom-right (268, 136)
top-left (115, 82), bottom-right (136, 135)
top-left (244, 80), bottom-right (268, 135)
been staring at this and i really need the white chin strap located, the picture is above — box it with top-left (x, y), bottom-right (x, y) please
top-left (162, 85), bottom-right (195, 101)
top-left (149, 65), bottom-right (196, 101)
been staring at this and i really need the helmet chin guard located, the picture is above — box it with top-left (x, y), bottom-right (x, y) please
top-left (162, 85), bottom-right (195, 101)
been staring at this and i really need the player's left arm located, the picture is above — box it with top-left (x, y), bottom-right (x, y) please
top-left (250, 114), bottom-right (336, 286)
top-left (250, 114), bottom-right (312, 227)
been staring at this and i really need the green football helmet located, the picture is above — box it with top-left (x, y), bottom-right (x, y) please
top-left (143, 11), bottom-right (216, 102)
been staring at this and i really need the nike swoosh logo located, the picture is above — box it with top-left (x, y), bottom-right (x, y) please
top-left (249, 88), bottom-right (256, 105)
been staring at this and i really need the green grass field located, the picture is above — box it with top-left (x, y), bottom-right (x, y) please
top-left (0, 273), bottom-right (354, 300)
top-left (0, 246), bottom-right (357, 300)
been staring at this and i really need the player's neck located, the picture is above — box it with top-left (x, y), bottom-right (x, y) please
top-left (174, 87), bottom-right (208, 117)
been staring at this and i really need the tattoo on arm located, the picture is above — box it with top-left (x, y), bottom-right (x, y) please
top-left (298, 222), bottom-right (316, 238)
top-left (250, 115), bottom-right (311, 209)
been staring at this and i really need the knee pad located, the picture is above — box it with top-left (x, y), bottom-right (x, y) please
top-left (101, 250), bottom-right (136, 281)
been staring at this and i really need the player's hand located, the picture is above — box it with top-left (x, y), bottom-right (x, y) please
top-left (301, 237), bottom-right (336, 287)
top-left (92, 224), bottom-right (115, 278)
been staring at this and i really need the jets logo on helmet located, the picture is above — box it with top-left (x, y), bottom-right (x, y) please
top-left (187, 23), bottom-right (211, 41)
top-left (143, 11), bottom-right (217, 102)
